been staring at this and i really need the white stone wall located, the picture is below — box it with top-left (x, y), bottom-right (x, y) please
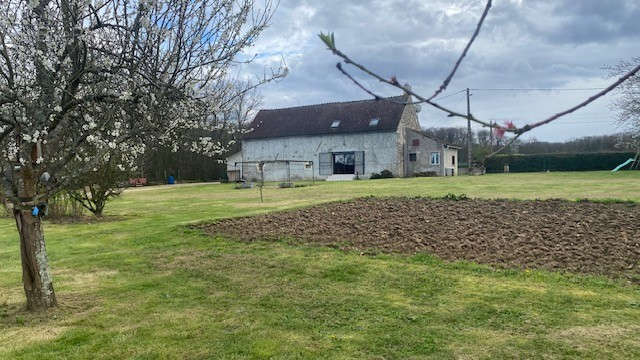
top-left (225, 151), bottom-right (243, 181)
top-left (239, 131), bottom-right (399, 181)
top-left (226, 151), bottom-right (243, 171)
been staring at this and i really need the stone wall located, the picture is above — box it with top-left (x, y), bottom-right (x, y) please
top-left (239, 131), bottom-right (399, 181)
top-left (394, 101), bottom-right (422, 176)
top-left (404, 129), bottom-right (444, 175)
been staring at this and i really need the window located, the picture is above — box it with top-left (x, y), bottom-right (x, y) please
top-left (451, 155), bottom-right (456, 166)
top-left (330, 120), bottom-right (340, 128)
top-left (430, 152), bottom-right (440, 165)
top-left (332, 152), bottom-right (355, 174)
top-left (412, 139), bottom-right (420, 146)
top-left (369, 118), bottom-right (380, 127)
top-left (409, 153), bottom-right (417, 162)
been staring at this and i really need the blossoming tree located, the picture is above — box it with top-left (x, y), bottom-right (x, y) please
top-left (0, 0), bottom-right (281, 311)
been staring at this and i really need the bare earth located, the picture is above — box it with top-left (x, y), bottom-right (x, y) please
top-left (200, 197), bottom-right (640, 281)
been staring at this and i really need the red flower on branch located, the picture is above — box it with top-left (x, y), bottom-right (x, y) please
top-left (494, 120), bottom-right (515, 139)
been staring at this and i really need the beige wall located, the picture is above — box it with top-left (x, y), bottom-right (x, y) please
top-left (395, 101), bottom-right (421, 176)
top-left (404, 129), bottom-right (443, 175)
top-left (443, 147), bottom-right (459, 176)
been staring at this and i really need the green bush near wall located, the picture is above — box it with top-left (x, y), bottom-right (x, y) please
top-left (485, 152), bottom-right (637, 173)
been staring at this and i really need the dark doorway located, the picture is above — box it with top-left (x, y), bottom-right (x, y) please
top-left (333, 152), bottom-right (355, 174)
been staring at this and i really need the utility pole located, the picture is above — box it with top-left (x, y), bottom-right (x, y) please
top-left (466, 88), bottom-right (472, 174)
top-left (489, 120), bottom-right (494, 149)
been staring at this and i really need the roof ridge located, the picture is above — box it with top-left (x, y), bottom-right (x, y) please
top-left (259, 94), bottom-right (407, 112)
top-left (243, 94), bottom-right (410, 140)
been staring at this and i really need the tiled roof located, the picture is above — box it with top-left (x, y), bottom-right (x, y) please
top-left (243, 95), bottom-right (409, 140)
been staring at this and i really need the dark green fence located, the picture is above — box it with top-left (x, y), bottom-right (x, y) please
top-left (486, 152), bottom-right (637, 173)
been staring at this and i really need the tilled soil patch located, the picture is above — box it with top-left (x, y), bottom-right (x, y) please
top-left (199, 197), bottom-right (640, 281)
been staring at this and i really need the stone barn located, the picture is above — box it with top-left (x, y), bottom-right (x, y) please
top-left (226, 95), bottom-right (459, 181)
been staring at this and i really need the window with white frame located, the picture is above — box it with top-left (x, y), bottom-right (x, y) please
top-left (430, 152), bottom-right (440, 165)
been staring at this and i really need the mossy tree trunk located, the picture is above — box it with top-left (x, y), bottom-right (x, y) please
top-left (14, 210), bottom-right (56, 310)
top-left (13, 168), bottom-right (56, 311)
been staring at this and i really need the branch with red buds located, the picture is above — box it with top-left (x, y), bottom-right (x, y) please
top-left (319, 0), bottom-right (640, 159)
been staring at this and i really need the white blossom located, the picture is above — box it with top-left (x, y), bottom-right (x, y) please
top-left (119, 91), bottom-right (133, 101)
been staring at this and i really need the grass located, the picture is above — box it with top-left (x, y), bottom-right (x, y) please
top-left (1, 171), bottom-right (640, 359)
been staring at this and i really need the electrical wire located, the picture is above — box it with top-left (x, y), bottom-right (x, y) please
top-left (469, 87), bottom-right (607, 91)
top-left (432, 89), bottom-right (466, 101)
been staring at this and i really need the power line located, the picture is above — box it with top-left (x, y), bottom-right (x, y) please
top-left (423, 87), bottom-right (610, 104)
top-left (432, 89), bottom-right (466, 101)
top-left (536, 120), bottom-right (618, 125)
top-left (470, 87), bottom-right (606, 92)
top-left (489, 114), bottom-right (615, 119)
top-left (490, 119), bottom-right (614, 125)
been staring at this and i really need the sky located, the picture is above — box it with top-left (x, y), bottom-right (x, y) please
top-left (239, 0), bottom-right (640, 142)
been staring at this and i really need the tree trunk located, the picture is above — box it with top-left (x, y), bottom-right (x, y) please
top-left (14, 209), bottom-right (57, 310)
top-left (94, 205), bottom-right (104, 217)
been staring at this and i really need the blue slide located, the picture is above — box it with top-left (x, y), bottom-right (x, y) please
top-left (611, 158), bottom-right (635, 172)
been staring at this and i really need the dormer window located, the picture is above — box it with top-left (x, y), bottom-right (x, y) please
top-left (331, 120), bottom-right (341, 128)
top-left (369, 118), bottom-right (380, 127)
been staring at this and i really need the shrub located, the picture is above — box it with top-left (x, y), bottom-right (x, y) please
top-left (278, 182), bottom-right (294, 188)
top-left (414, 171), bottom-right (438, 177)
top-left (1, 201), bottom-right (10, 218)
top-left (381, 169), bottom-right (394, 178)
top-left (443, 193), bottom-right (469, 201)
top-left (47, 193), bottom-right (85, 218)
top-left (370, 169), bottom-right (394, 179)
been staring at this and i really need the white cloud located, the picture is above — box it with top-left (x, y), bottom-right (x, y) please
top-left (239, 0), bottom-right (640, 141)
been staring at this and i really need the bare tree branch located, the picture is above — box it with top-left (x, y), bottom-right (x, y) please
top-left (428, 0), bottom-right (492, 101)
top-left (484, 133), bottom-right (522, 160)
top-left (520, 63), bottom-right (640, 133)
top-left (323, 43), bottom-right (493, 125)
top-left (320, 31), bottom-right (640, 142)
top-left (335, 62), bottom-right (383, 100)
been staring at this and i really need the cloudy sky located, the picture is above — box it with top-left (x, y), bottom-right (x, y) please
top-left (240, 0), bottom-right (639, 141)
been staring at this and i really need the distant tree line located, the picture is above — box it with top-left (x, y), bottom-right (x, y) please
top-left (515, 133), bottom-right (637, 155)
top-left (422, 128), bottom-right (638, 165)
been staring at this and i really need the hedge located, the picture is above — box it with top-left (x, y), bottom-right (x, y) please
top-left (485, 152), bottom-right (637, 173)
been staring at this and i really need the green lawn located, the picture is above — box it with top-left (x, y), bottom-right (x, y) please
top-left (1, 171), bottom-right (640, 359)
